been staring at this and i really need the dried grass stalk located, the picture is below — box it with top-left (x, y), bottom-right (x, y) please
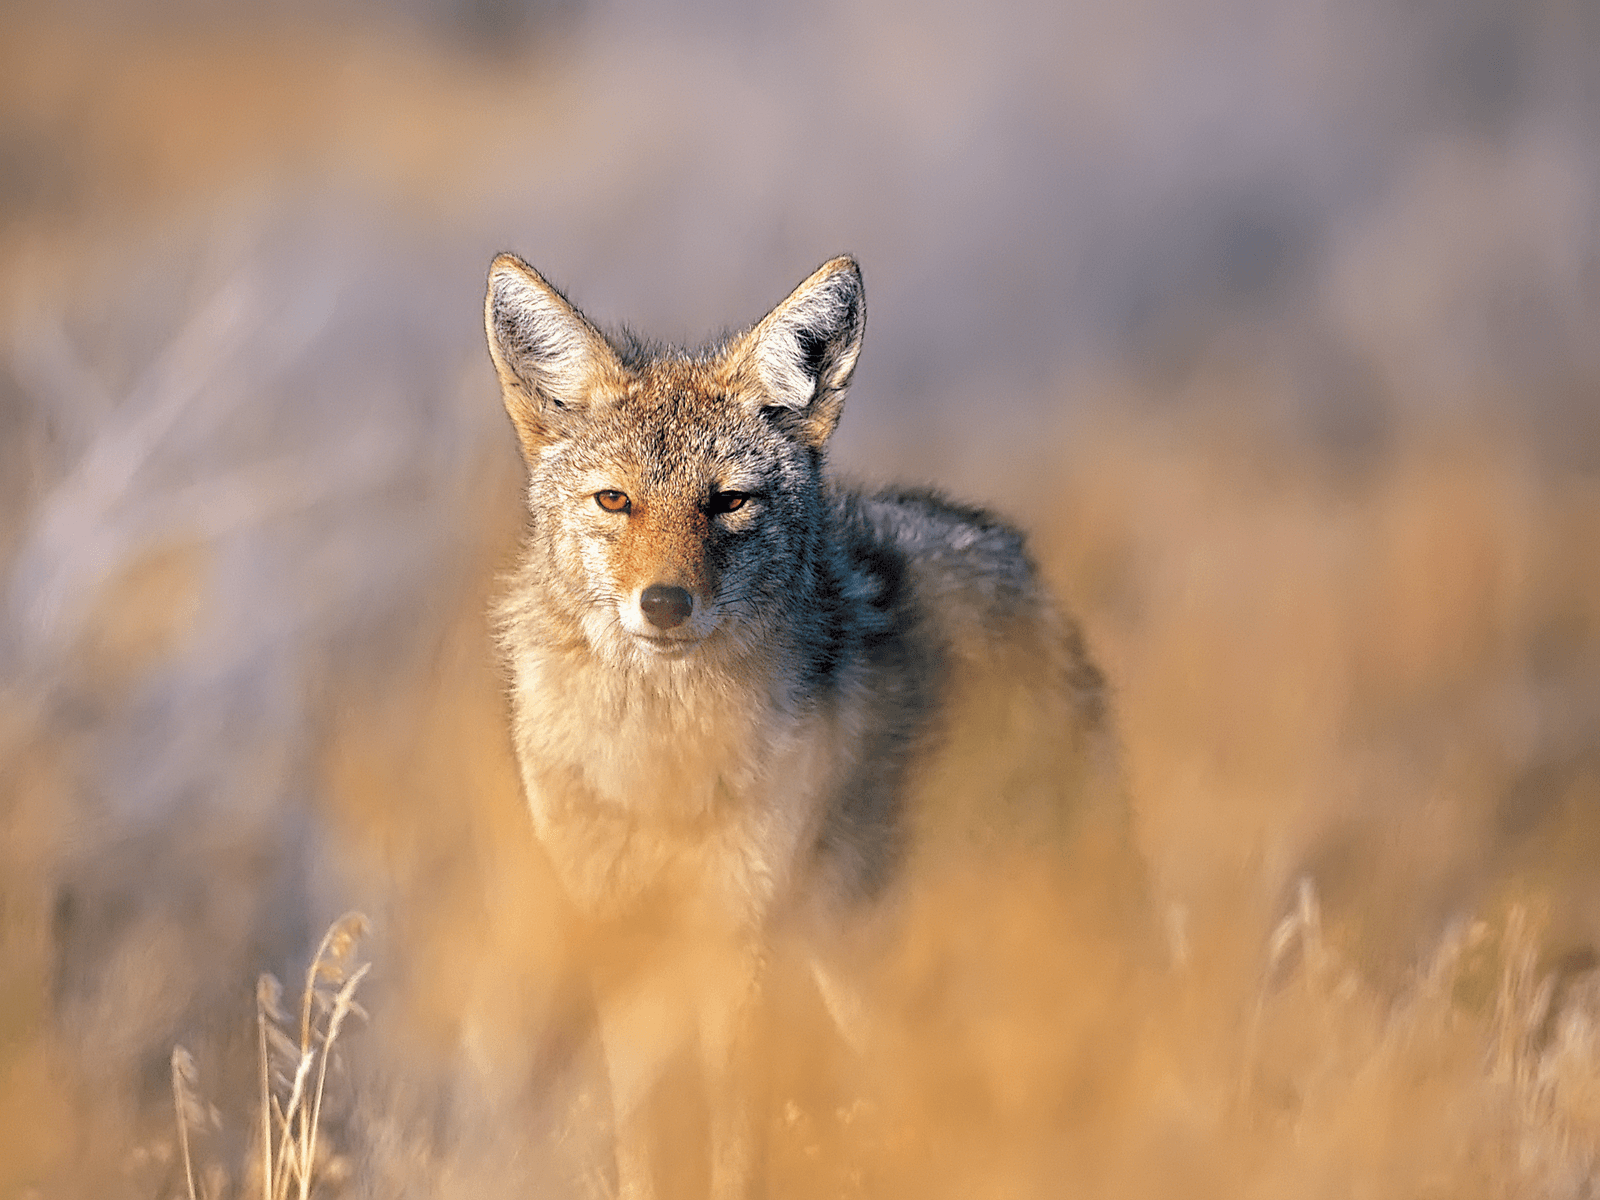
top-left (173, 912), bottom-right (371, 1200)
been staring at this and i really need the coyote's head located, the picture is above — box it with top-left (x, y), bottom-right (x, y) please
top-left (486, 255), bottom-right (865, 668)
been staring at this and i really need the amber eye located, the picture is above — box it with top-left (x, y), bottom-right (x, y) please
top-left (594, 490), bottom-right (630, 513)
top-left (708, 491), bottom-right (749, 515)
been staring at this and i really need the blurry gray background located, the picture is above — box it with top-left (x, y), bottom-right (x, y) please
top-left (6, 0), bottom-right (1598, 469)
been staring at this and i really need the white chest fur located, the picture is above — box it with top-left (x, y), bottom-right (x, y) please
top-left (509, 648), bottom-right (837, 927)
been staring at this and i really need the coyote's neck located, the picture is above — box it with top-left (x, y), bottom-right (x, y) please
top-left (512, 633), bottom-right (819, 812)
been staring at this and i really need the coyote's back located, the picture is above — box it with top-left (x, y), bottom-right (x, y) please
top-left (485, 253), bottom-right (1141, 1199)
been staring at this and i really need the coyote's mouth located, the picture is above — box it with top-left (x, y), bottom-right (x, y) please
top-left (631, 632), bottom-right (704, 656)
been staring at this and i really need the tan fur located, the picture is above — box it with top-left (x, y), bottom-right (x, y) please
top-left (484, 253), bottom-right (1138, 1199)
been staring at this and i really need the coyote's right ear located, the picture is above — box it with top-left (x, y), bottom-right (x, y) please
top-left (485, 254), bottom-right (619, 459)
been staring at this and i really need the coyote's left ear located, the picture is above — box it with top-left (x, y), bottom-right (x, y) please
top-left (731, 256), bottom-right (864, 449)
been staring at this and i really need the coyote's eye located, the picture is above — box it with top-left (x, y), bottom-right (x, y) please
top-left (708, 491), bottom-right (750, 515)
top-left (594, 490), bottom-right (630, 513)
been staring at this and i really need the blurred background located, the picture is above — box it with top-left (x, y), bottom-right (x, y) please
top-left (3, 0), bottom-right (1599, 1195)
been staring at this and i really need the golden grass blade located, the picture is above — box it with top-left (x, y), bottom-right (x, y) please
top-left (171, 1045), bottom-right (202, 1200)
top-left (299, 913), bottom-right (371, 1053)
top-left (281, 913), bottom-right (369, 1200)
top-left (304, 960), bottom-right (373, 1199)
top-left (278, 1048), bottom-right (316, 1200)
top-left (256, 974), bottom-right (282, 1200)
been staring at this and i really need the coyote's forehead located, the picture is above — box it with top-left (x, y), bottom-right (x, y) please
top-left (543, 360), bottom-right (798, 489)
top-left (623, 356), bottom-right (728, 400)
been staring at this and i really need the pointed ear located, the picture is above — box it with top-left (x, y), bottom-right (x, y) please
top-left (485, 253), bottom-right (620, 459)
top-left (731, 256), bottom-right (864, 450)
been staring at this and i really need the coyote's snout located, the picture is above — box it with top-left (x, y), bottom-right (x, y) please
top-left (486, 252), bottom-right (1141, 1199)
top-left (638, 583), bottom-right (692, 630)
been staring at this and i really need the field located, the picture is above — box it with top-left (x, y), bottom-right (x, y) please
top-left (3, 4), bottom-right (1599, 1197)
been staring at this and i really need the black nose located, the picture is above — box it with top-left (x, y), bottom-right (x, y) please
top-left (640, 584), bottom-right (693, 630)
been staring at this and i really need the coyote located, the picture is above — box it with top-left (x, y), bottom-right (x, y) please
top-left (484, 254), bottom-right (1138, 1198)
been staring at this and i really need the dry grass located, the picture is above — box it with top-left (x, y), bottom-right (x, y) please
top-left (11, 408), bottom-right (1595, 1198)
top-left (167, 913), bottom-right (370, 1200)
